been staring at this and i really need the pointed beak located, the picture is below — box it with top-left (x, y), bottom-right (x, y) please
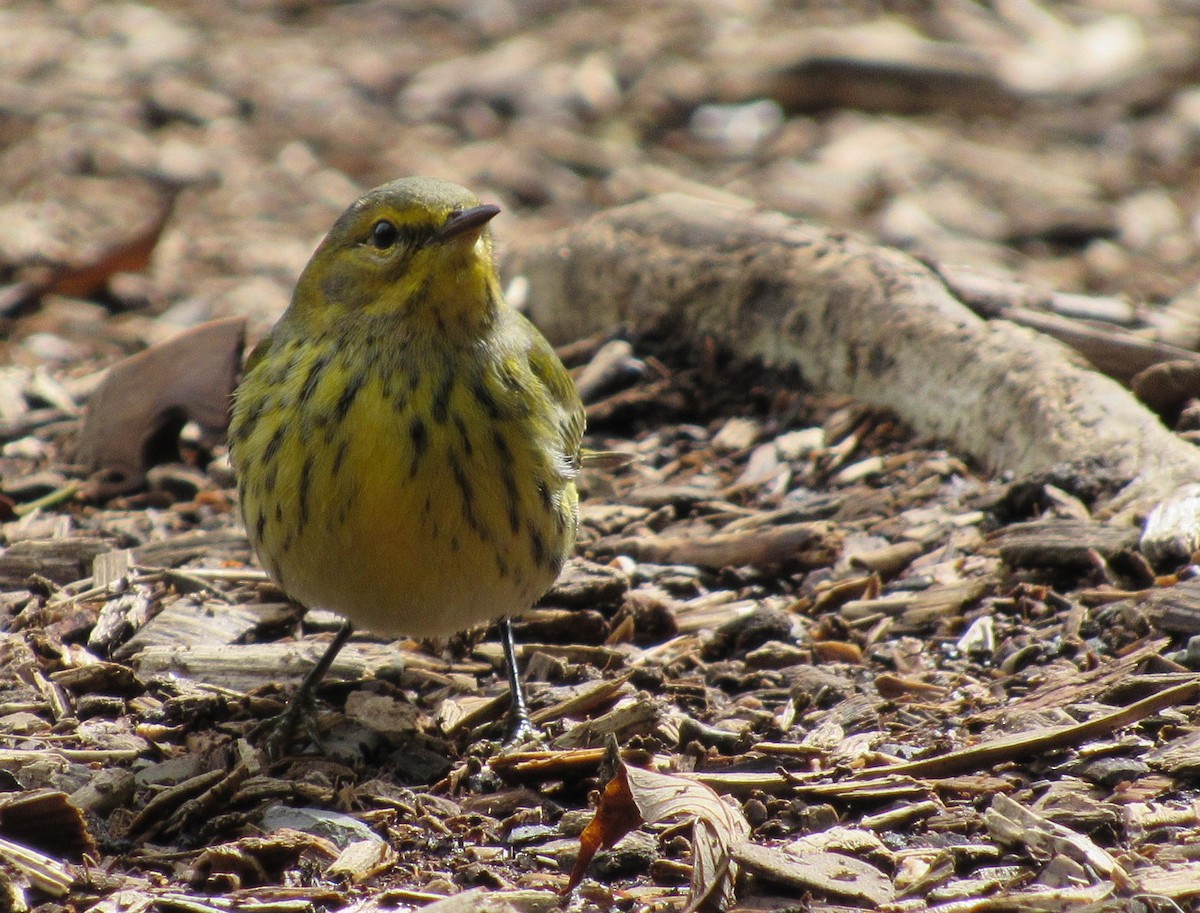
top-left (433, 204), bottom-right (501, 244)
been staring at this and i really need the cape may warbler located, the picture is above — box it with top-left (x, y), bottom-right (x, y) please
top-left (228, 177), bottom-right (584, 747)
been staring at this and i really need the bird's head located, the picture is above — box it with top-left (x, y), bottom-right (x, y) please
top-left (291, 176), bottom-right (503, 334)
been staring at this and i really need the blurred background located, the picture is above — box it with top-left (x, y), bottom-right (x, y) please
top-left (4, 0), bottom-right (1200, 368)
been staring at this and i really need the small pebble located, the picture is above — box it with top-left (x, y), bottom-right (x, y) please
top-left (1081, 755), bottom-right (1150, 788)
top-left (261, 806), bottom-right (382, 850)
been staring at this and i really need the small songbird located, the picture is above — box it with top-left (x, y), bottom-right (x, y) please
top-left (228, 177), bottom-right (584, 749)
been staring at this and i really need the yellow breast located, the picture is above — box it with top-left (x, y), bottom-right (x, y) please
top-left (230, 323), bottom-right (579, 639)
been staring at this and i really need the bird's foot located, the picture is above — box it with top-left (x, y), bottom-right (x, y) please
top-left (250, 689), bottom-right (325, 760)
top-left (503, 708), bottom-right (542, 749)
top-left (251, 621), bottom-right (354, 760)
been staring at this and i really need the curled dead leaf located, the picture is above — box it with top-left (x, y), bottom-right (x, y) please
top-left (80, 316), bottom-right (246, 496)
top-left (567, 758), bottom-right (750, 912)
top-left (48, 195), bottom-right (176, 301)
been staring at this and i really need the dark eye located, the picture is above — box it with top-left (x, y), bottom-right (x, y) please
top-left (370, 220), bottom-right (399, 249)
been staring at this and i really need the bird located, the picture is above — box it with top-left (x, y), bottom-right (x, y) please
top-left (227, 176), bottom-right (584, 751)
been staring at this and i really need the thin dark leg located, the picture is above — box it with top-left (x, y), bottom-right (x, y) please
top-left (255, 619), bottom-right (354, 758)
top-left (502, 617), bottom-right (537, 744)
top-left (297, 619), bottom-right (354, 699)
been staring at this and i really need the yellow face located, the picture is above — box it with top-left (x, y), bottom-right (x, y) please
top-left (289, 176), bottom-right (501, 329)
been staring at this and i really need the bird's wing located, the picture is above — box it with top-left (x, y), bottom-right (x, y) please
top-left (527, 327), bottom-right (585, 471)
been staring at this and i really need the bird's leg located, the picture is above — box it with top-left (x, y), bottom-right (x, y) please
top-left (502, 617), bottom-right (538, 745)
top-left (254, 619), bottom-right (354, 758)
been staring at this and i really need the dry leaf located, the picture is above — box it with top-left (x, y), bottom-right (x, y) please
top-left (690, 819), bottom-right (736, 912)
top-left (48, 195), bottom-right (176, 300)
top-left (80, 316), bottom-right (246, 493)
top-left (567, 766), bottom-right (644, 889)
top-left (568, 759), bottom-right (750, 911)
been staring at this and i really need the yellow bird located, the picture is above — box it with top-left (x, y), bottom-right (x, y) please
top-left (228, 177), bottom-right (584, 748)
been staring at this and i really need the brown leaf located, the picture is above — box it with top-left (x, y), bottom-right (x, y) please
top-left (80, 316), bottom-right (246, 494)
top-left (621, 765), bottom-right (750, 846)
top-left (48, 195), bottom-right (176, 300)
top-left (688, 819), bottom-right (736, 913)
top-left (566, 765), bottom-right (643, 892)
top-left (325, 839), bottom-right (397, 883)
top-left (568, 759), bottom-right (751, 912)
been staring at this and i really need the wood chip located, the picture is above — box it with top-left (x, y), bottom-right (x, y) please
top-left (604, 521), bottom-right (841, 570)
top-left (986, 793), bottom-right (1132, 890)
top-left (874, 677), bottom-right (1200, 779)
top-left (0, 833), bottom-right (75, 897)
top-left (991, 519), bottom-right (1140, 568)
top-left (731, 839), bottom-right (893, 907)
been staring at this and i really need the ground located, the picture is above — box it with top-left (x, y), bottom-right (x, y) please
top-left (2, 2), bottom-right (1200, 911)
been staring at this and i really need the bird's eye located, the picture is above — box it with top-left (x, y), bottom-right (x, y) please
top-left (370, 220), bottom-right (399, 249)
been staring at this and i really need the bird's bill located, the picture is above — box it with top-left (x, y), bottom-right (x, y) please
top-left (434, 204), bottom-right (501, 244)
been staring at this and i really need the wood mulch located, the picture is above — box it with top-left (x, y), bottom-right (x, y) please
top-left (3, 334), bottom-right (1200, 911)
top-left (4, 2), bottom-right (1200, 912)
